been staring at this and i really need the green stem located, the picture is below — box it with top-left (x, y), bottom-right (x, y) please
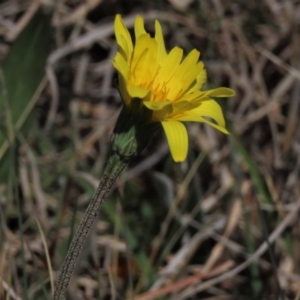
top-left (53, 153), bottom-right (127, 300)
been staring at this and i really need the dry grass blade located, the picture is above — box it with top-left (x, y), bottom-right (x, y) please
top-left (35, 218), bottom-right (54, 297)
top-left (256, 45), bottom-right (300, 81)
top-left (54, 0), bottom-right (103, 27)
top-left (176, 199), bottom-right (300, 299)
top-left (0, 279), bottom-right (22, 300)
top-left (151, 217), bottom-right (227, 290)
top-left (134, 261), bottom-right (234, 300)
top-left (282, 34), bottom-right (300, 153)
top-left (202, 199), bottom-right (241, 273)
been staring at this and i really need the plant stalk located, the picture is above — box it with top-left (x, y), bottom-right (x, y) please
top-left (53, 153), bottom-right (127, 300)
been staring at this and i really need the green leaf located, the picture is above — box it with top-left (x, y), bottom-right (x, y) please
top-left (0, 9), bottom-right (52, 181)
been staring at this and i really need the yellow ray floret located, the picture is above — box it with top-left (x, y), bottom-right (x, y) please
top-left (113, 14), bottom-right (235, 162)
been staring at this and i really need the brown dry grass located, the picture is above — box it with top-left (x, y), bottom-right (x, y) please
top-left (1, 0), bottom-right (300, 299)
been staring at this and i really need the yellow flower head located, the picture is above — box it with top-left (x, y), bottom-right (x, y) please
top-left (113, 15), bottom-right (235, 162)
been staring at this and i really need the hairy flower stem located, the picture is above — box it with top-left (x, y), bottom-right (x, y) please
top-left (53, 153), bottom-right (127, 300)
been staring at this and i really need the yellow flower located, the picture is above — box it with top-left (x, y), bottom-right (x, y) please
top-left (112, 15), bottom-right (235, 162)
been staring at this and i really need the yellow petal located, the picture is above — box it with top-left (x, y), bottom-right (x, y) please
top-left (112, 52), bottom-right (130, 80)
top-left (174, 63), bottom-right (204, 100)
top-left (175, 114), bottom-right (229, 134)
top-left (161, 121), bottom-right (188, 162)
top-left (197, 100), bottom-right (225, 127)
top-left (152, 103), bottom-right (173, 121)
top-left (167, 49), bottom-right (201, 100)
top-left (180, 49), bottom-right (200, 69)
top-left (199, 117), bottom-right (229, 134)
top-left (112, 52), bottom-right (131, 105)
top-left (131, 35), bottom-right (158, 86)
top-left (171, 100), bottom-right (199, 115)
top-left (131, 34), bottom-right (150, 71)
top-left (155, 20), bottom-right (167, 63)
top-left (178, 88), bottom-right (234, 103)
top-left (177, 91), bottom-right (203, 102)
top-left (143, 100), bottom-right (171, 110)
top-left (187, 66), bottom-right (207, 93)
top-left (118, 75), bottom-right (131, 105)
top-left (114, 15), bottom-right (133, 61)
top-left (134, 16), bottom-right (147, 40)
top-left (153, 47), bottom-right (183, 87)
top-left (201, 87), bottom-right (235, 98)
top-left (129, 85), bottom-right (149, 98)
top-left (173, 100), bottom-right (227, 133)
